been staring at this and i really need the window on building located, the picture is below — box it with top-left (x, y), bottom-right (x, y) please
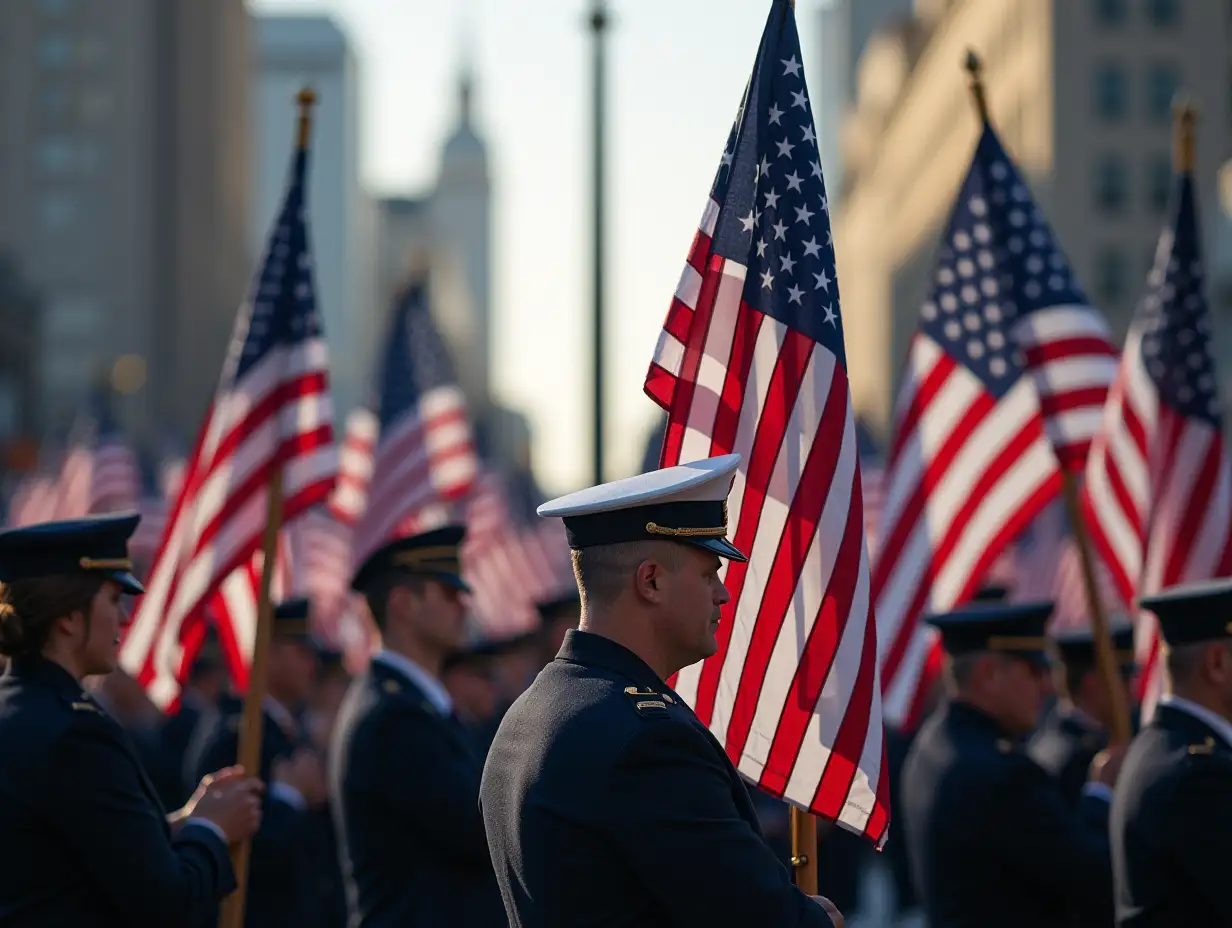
top-left (1093, 0), bottom-right (1128, 25)
top-left (1094, 154), bottom-right (1130, 213)
top-left (1145, 155), bottom-right (1173, 213)
top-left (37, 34), bottom-right (72, 69)
top-left (1146, 0), bottom-right (1180, 27)
top-left (1096, 247), bottom-right (1128, 306)
top-left (1094, 62), bottom-right (1129, 121)
top-left (37, 190), bottom-right (80, 230)
top-left (36, 137), bottom-right (76, 175)
top-left (1145, 63), bottom-right (1181, 124)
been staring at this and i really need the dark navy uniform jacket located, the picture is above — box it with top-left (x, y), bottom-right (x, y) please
top-left (479, 629), bottom-right (835, 928)
top-left (1029, 706), bottom-right (1108, 810)
top-left (193, 701), bottom-right (313, 928)
top-left (1111, 701), bottom-right (1232, 926)
top-left (901, 699), bottom-right (1113, 928)
top-left (0, 656), bottom-right (235, 926)
top-left (328, 655), bottom-right (504, 928)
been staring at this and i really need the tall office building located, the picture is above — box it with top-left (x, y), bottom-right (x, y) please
top-left (252, 13), bottom-right (377, 422)
top-left (0, 0), bottom-right (252, 440)
top-left (834, 0), bottom-right (1231, 436)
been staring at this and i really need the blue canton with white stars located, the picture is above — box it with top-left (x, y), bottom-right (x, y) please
top-left (1137, 174), bottom-right (1220, 425)
top-left (919, 126), bottom-right (1089, 399)
top-left (234, 149), bottom-right (323, 381)
top-left (707, 0), bottom-right (843, 365)
top-left (376, 280), bottom-right (461, 430)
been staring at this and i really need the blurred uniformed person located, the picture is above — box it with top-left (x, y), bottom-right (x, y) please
top-left (193, 597), bottom-right (328, 927)
top-left (901, 601), bottom-right (1120, 928)
top-left (480, 454), bottom-right (845, 927)
top-left (0, 514), bottom-right (262, 926)
top-left (1030, 623), bottom-right (1137, 809)
top-left (329, 526), bottom-right (504, 927)
top-left (533, 589), bottom-right (581, 665)
top-left (1111, 579), bottom-right (1232, 926)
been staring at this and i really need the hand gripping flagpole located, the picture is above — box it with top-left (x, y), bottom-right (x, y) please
top-left (217, 87), bottom-right (315, 928)
top-left (963, 50), bottom-right (1131, 746)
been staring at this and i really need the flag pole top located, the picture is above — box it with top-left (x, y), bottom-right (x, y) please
top-left (963, 48), bottom-right (989, 123)
top-left (1173, 98), bottom-right (1197, 173)
top-left (296, 86), bottom-right (318, 151)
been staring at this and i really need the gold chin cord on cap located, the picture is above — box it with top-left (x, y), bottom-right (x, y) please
top-left (645, 523), bottom-right (728, 538)
top-left (392, 547), bottom-right (461, 570)
top-left (79, 557), bottom-right (132, 571)
top-left (986, 635), bottom-right (1050, 651)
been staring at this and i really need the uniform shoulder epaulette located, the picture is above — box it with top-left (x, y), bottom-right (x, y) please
top-left (996, 738), bottom-right (1020, 755)
top-left (71, 700), bottom-right (102, 715)
top-left (1188, 736), bottom-right (1217, 756)
top-left (381, 678), bottom-right (402, 695)
top-left (623, 685), bottom-right (672, 718)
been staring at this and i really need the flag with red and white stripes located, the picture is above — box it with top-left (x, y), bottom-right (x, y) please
top-left (329, 408), bottom-right (378, 526)
top-left (874, 121), bottom-right (1117, 729)
top-left (1081, 166), bottom-right (1231, 715)
top-left (119, 137), bottom-right (336, 710)
top-left (349, 280), bottom-right (477, 566)
top-left (644, 0), bottom-right (886, 847)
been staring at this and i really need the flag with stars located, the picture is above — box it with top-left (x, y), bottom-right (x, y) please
top-left (644, 0), bottom-right (887, 848)
top-left (873, 122), bottom-right (1118, 729)
top-left (1082, 165), bottom-right (1232, 716)
top-left (121, 137), bottom-right (337, 710)
top-left (350, 277), bottom-right (478, 567)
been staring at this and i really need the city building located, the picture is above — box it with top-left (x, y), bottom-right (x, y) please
top-left (0, 0), bottom-right (252, 441)
top-left (252, 13), bottom-right (378, 422)
top-left (834, 0), bottom-right (1231, 437)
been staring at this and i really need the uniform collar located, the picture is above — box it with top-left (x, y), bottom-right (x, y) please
top-left (372, 649), bottom-right (452, 715)
top-left (555, 629), bottom-right (667, 693)
top-left (1159, 695), bottom-right (1232, 749)
top-left (5, 654), bottom-right (84, 697)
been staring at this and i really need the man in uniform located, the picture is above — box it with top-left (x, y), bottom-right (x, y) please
top-left (193, 597), bottom-right (328, 927)
top-left (1111, 578), bottom-right (1232, 925)
top-left (1030, 623), bottom-right (1136, 809)
top-left (329, 526), bottom-right (504, 927)
top-left (901, 600), bottom-right (1120, 927)
top-left (480, 454), bottom-right (845, 927)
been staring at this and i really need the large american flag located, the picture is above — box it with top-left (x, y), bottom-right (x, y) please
top-left (120, 139), bottom-right (336, 710)
top-left (349, 279), bottom-right (478, 566)
top-left (1081, 165), bottom-right (1231, 714)
top-left (644, 0), bottom-right (886, 846)
top-left (874, 122), bottom-right (1118, 728)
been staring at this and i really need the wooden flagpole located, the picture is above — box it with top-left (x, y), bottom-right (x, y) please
top-left (217, 86), bottom-right (316, 928)
top-left (962, 50), bottom-right (1131, 745)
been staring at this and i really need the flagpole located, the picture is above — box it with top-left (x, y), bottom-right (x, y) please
top-left (589, 0), bottom-right (608, 486)
top-left (962, 50), bottom-right (1131, 745)
top-left (218, 86), bottom-right (315, 928)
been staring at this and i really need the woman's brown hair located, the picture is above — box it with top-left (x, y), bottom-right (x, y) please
top-left (0, 575), bottom-right (105, 660)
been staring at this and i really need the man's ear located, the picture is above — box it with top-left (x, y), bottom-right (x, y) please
top-left (633, 559), bottom-right (666, 604)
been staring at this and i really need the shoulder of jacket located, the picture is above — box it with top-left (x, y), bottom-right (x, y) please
top-left (620, 684), bottom-right (679, 721)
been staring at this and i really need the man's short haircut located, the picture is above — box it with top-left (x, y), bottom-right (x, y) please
top-left (571, 541), bottom-right (684, 609)
top-left (362, 572), bottom-right (429, 629)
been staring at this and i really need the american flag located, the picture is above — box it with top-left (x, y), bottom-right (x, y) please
top-left (1010, 498), bottom-right (1123, 632)
top-left (350, 279), bottom-right (478, 566)
top-left (329, 407), bottom-right (378, 526)
top-left (86, 395), bottom-right (141, 514)
top-left (644, 0), bottom-right (886, 846)
top-left (874, 122), bottom-right (1117, 729)
top-left (119, 137), bottom-right (336, 710)
top-left (1081, 165), bottom-right (1231, 714)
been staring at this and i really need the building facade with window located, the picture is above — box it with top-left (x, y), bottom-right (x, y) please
top-left (834, 0), bottom-right (1230, 436)
top-left (0, 0), bottom-right (252, 440)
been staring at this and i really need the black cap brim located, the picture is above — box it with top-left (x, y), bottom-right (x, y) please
top-left (109, 570), bottom-right (145, 595)
top-left (433, 573), bottom-right (472, 594)
top-left (690, 536), bottom-right (747, 562)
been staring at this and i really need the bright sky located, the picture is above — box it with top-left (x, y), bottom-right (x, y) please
top-left (250, 0), bottom-right (825, 495)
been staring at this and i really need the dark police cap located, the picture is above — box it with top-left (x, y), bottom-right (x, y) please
top-left (536, 589), bottom-right (581, 622)
top-left (272, 597), bottom-right (313, 640)
top-left (350, 525), bottom-right (470, 594)
top-left (537, 454), bottom-right (747, 562)
top-left (926, 600), bottom-right (1055, 666)
top-left (0, 512), bottom-right (145, 594)
top-left (1053, 623), bottom-right (1136, 669)
top-left (443, 629), bottom-right (538, 673)
top-left (1138, 577), bottom-right (1232, 647)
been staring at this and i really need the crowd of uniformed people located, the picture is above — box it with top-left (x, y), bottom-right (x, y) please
top-left (0, 453), bottom-right (1229, 927)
